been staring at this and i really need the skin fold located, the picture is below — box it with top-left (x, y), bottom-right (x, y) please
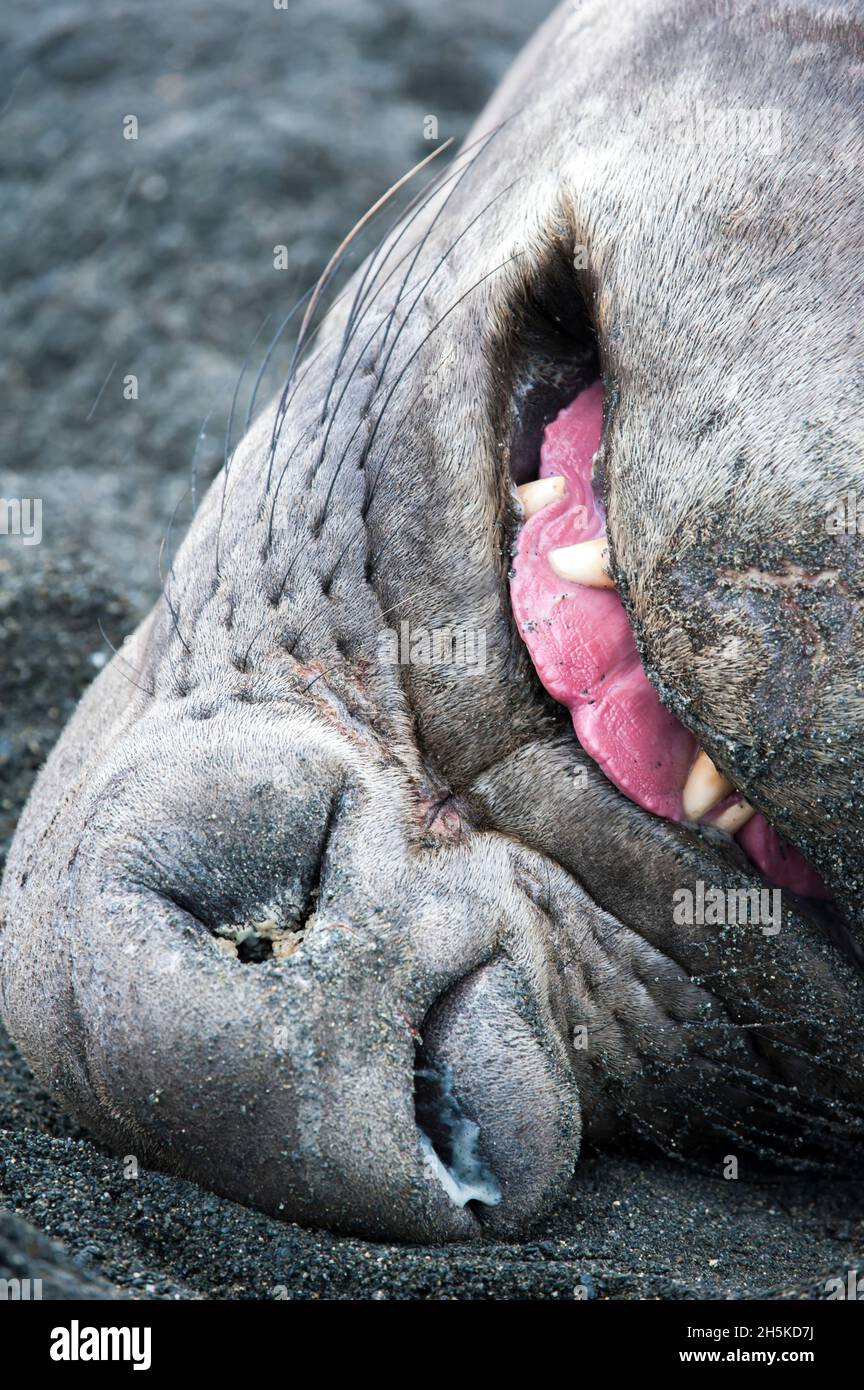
top-left (1, 0), bottom-right (862, 1240)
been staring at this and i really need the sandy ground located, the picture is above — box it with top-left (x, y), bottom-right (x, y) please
top-left (1, 0), bottom-right (862, 1300)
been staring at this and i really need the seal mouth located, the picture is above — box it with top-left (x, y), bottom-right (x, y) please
top-left (508, 379), bottom-right (831, 903)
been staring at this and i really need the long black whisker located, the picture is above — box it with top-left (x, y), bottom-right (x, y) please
top-left (225, 312), bottom-right (271, 476)
top-left (271, 544), bottom-right (305, 607)
top-left (309, 167), bottom-right (516, 490)
top-left (293, 140), bottom-right (453, 363)
top-left (96, 619), bottom-right (156, 698)
top-left (263, 142), bottom-right (454, 496)
top-left (217, 312), bottom-right (273, 572)
top-left (264, 263), bottom-right (348, 495)
top-left (266, 417), bottom-right (319, 550)
top-left (160, 490), bottom-right (193, 657)
top-left (244, 289), bottom-right (313, 435)
top-left (239, 617), bottom-right (270, 672)
top-left (261, 268), bottom-right (379, 501)
top-left (374, 123), bottom-right (513, 369)
top-left (323, 122), bottom-right (510, 422)
top-left (357, 255), bottom-right (522, 520)
top-left (312, 219), bottom-right (519, 536)
top-left (158, 538), bottom-right (192, 658)
top-left (375, 176), bottom-right (523, 391)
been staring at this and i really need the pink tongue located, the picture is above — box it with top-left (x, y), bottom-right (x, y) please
top-left (509, 383), bottom-right (828, 899)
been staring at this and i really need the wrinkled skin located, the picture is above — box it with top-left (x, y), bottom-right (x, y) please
top-left (1, 0), bottom-right (863, 1240)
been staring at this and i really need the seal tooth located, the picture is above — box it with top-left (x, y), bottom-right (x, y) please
top-left (712, 799), bottom-right (757, 834)
top-left (547, 537), bottom-right (614, 588)
top-left (517, 475), bottom-right (566, 518)
top-left (683, 750), bottom-right (735, 820)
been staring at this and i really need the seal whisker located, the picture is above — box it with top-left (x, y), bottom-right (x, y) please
top-left (261, 142), bottom-right (455, 498)
top-left (244, 288), bottom-right (313, 436)
top-left (263, 142), bottom-right (516, 548)
top-left (264, 270), bottom-right (349, 495)
top-left (158, 498), bottom-right (193, 658)
top-left (266, 417), bottom-right (319, 552)
top-left (214, 314), bottom-right (272, 574)
top-left (309, 246), bottom-right (519, 541)
top-left (263, 135), bottom-right (497, 507)
top-left (375, 177), bottom-right (524, 394)
top-left (373, 122), bottom-right (515, 371)
top-left (260, 276), bottom-right (380, 520)
top-left (294, 139), bottom-right (453, 365)
top-left (357, 255), bottom-right (522, 517)
top-left (96, 619), bottom-right (156, 699)
top-left (308, 165), bottom-right (519, 493)
top-left (158, 542), bottom-right (192, 659)
top-left (327, 120), bottom-right (512, 422)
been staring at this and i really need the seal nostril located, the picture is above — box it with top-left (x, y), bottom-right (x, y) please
top-left (213, 914), bottom-right (308, 962)
top-left (161, 889), bottom-right (311, 963)
top-left (416, 958), bottom-right (582, 1233)
top-left (464, 1198), bottom-right (490, 1223)
top-left (413, 1053), bottom-right (502, 1211)
top-left (147, 786), bottom-right (342, 965)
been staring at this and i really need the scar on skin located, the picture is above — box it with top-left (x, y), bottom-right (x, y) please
top-left (719, 565), bottom-right (841, 591)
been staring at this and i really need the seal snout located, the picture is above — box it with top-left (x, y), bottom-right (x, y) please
top-left (0, 703), bottom-right (578, 1240)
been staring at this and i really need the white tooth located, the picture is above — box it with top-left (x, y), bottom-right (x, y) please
top-left (712, 799), bottom-right (756, 834)
top-left (517, 475), bottom-right (566, 518)
top-left (682, 750), bottom-right (734, 821)
top-left (547, 537), bottom-right (614, 588)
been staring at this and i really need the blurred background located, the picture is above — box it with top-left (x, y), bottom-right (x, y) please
top-left (0, 0), bottom-right (555, 860)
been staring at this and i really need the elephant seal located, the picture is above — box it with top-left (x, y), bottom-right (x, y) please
top-left (1, 0), bottom-right (863, 1241)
